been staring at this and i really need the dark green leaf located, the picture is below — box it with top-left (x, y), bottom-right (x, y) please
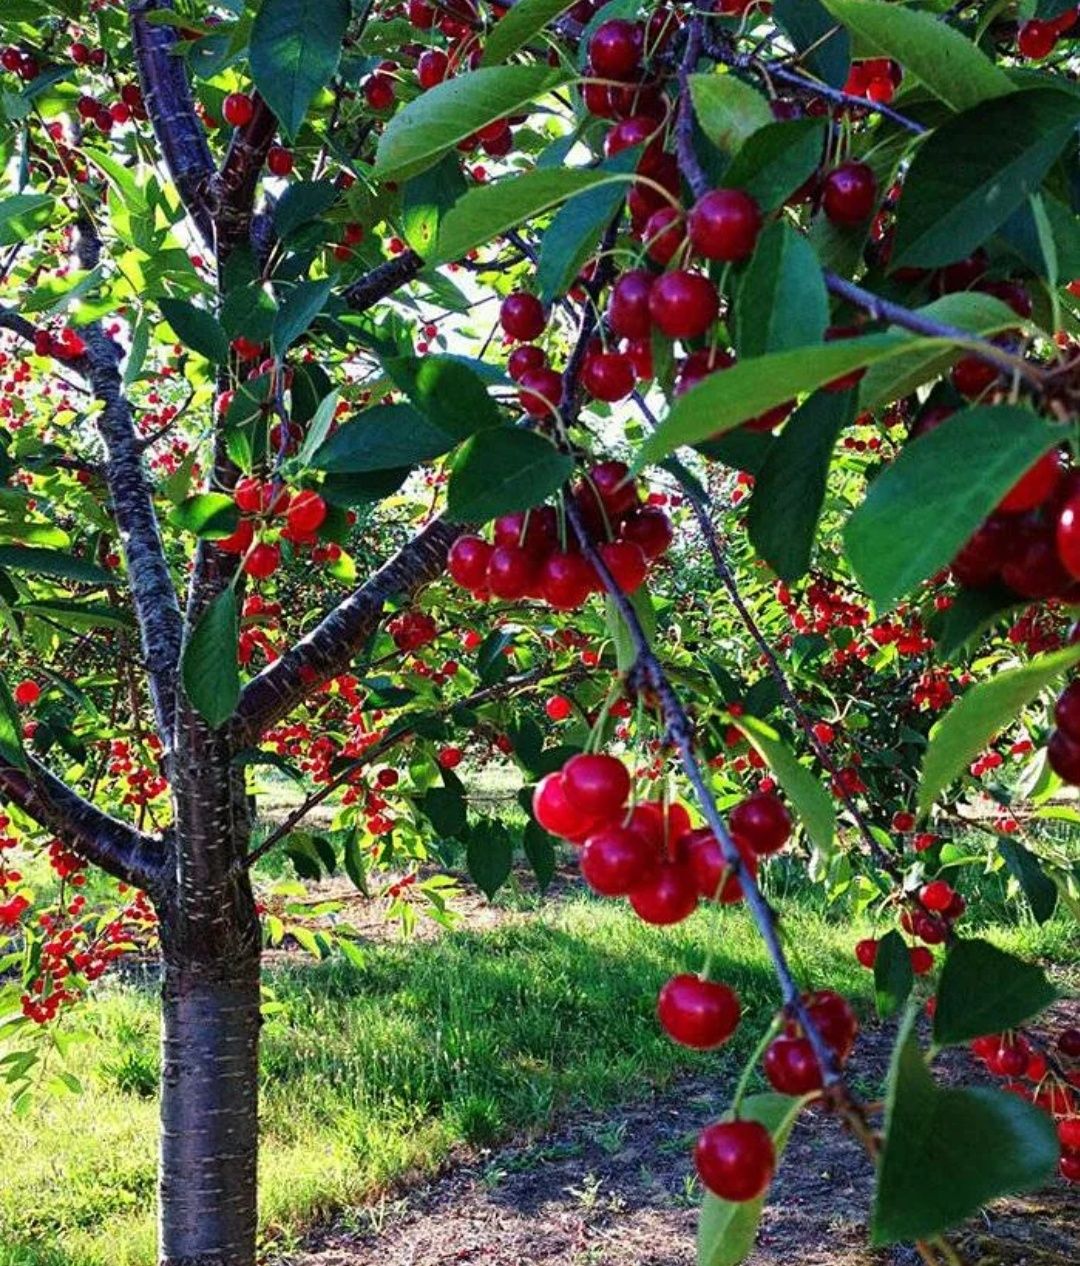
top-left (523, 822), bottom-right (556, 892)
top-left (384, 355), bottom-right (502, 438)
top-left (998, 838), bottom-right (1058, 925)
top-left (423, 779), bottom-right (468, 840)
top-left (402, 154), bottom-right (468, 258)
top-left (158, 298), bottom-right (229, 364)
top-left (872, 1012), bottom-right (1059, 1244)
top-left (343, 829), bottom-right (369, 894)
top-left (892, 89), bottom-right (1080, 270)
top-left (0, 546), bottom-right (111, 585)
top-left (181, 588), bottom-right (240, 729)
top-left (322, 467), bottom-right (410, 504)
top-left (930, 584), bottom-right (1023, 661)
top-left (273, 180), bottom-right (339, 239)
top-left (933, 939), bottom-right (1059, 1045)
top-left (250, 0), bottom-right (349, 139)
top-left (775, 0), bottom-right (850, 89)
top-left (447, 428), bottom-right (573, 522)
top-left (735, 221), bottom-right (827, 359)
top-left (0, 675), bottom-right (28, 772)
top-left (467, 821), bottom-right (514, 899)
top-left (874, 930), bottom-right (914, 1020)
top-left (481, 0), bottom-right (577, 65)
top-left (167, 494), bottom-right (239, 539)
top-left (723, 119), bottom-right (826, 212)
top-left (311, 403), bottom-right (457, 473)
top-left (272, 278), bottom-right (332, 358)
top-left (845, 406), bottom-right (1061, 611)
top-left (748, 389), bottom-right (855, 581)
top-left (375, 64), bottom-right (571, 181)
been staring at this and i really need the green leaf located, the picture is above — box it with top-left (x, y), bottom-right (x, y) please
top-left (733, 715), bottom-right (835, 853)
top-left (311, 403), bottom-right (458, 473)
top-left (722, 118), bottom-right (826, 212)
top-left (689, 73), bottom-right (772, 155)
top-left (423, 778), bottom-right (468, 840)
top-left (998, 838), bottom-right (1058, 925)
top-left (384, 355), bottom-right (502, 438)
top-left (167, 494), bottom-right (239, 540)
top-left (374, 64), bottom-right (571, 182)
top-left (523, 822), bottom-right (556, 892)
top-left (747, 389), bottom-right (855, 582)
top-left (697, 1094), bottom-right (805, 1266)
top-left (0, 194), bottom-right (54, 246)
top-left (918, 643), bottom-right (1080, 814)
top-left (467, 821), bottom-right (514, 899)
top-left (638, 332), bottom-right (927, 467)
top-left (845, 406), bottom-right (1061, 611)
top-left (892, 89), bottom-right (1080, 271)
top-left (181, 588), bottom-right (240, 729)
top-left (249, 0), bottom-right (350, 139)
top-left (536, 148), bottom-right (638, 304)
top-left (735, 221), bottom-right (827, 359)
top-left (605, 587), bottom-right (656, 673)
top-left (0, 546), bottom-right (111, 585)
top-left (401, 154), bottom-right (468, 258)
top-left (930, 584), bottom-right (1023, 661)
top-left (872, 1012), bottom-right (1059, 1244)
top-left (343, 829), bottom-right (369, 895)
top-left (933, 939), bottom-right (1059, 1045)
top-left (820, 0), bottom-right (1012, 111)
top-left (158, 298), bottom-right (229, 364)
top-left (432, 167), bottom-right (613, 265)
top-left (272, 278), bottom-right (331, 359)
top-left (0, 675), bottom-right (28, 772)
top-left (774, 0), bottom-right (850, 88)
top-left (874, 930), bottom-right (914, 1020)
top-left (295, 389), bottom-right (339, 467)
top-left (481, 0), bottom-right (577, 65)
top-left (273, 180), bottom-right (339, 239)
top-left (446, 428), bottom-right (573, 523)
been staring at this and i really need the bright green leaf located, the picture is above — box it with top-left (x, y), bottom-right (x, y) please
top-left (998, 839), bottom-right (1058, 925)
top-left (167, 494), bottom-right (239, 540)
top-left (733, 715), bottom-right (835, 853)
top-left (0, 675), bottom-right (28, 772)
top-left (311, 403), bottom-right (457, 473)
top-left (181, 588), bottom-right (240, 729)
top-left (689, 73), bottom-right (772, 154)
top-left (0, 546), bottom-right (111, 586)
top-left (722, 118), bottom-right (826, 212)
top-left (481, 0), bottom-right (577, 65)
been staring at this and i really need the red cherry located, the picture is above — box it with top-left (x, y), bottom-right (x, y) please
top-left (1017, 19), bottom-right (1058, 59)
top-left (643, 206), bottom-right (685, 265)
top-left (500, 292), bottom-right (546, 341)
top-left (447, 534), bottom-right (493, 589)
top-left (507, 344), bottom-right (546, 382)
top-left (620, 506), bottom-right (673, 559)
top-left (417, 49), bottom-right (450, 89)
top-left (1061, 1152), bottom-right (1080, 1184)
top-left (624, 336), bottom-right (654, 380)
top-left (1057, 493), bottom-right (1080, 580)
top-left (493, 506), bottom-right (558, 553)
top-left (545, 694), bottom-right (572, 721)
top-left (540, 551), bottom-right (596, 610)
top-left (222, 92), bottom-right (254, 127)
top-left (629, 800), bottom-right (692, 852)
top-left (582, 351), bottom-right (635, 402)
top-left (1059, 1027), bottom-right (1080, 1058)
top-left (822, 161), bottom-right (877, 226)
top-left (13, 680), bottom-right (41, 707)
top-left (764, 1036), bottom-right (823, 1095)
top-left (1049, 728), bottom-right (1080, 785)
top-left (364, 74), bottom-right (395, 110)
top-left (658, 974), bottom-right (741, 1049)
top-left (687, 189), bottom-right (762, 262)
top-left (604, 115), bottom-right (664, 173)
top-left (286, 490), bottom-right (326, 537)
top-left (855, 938), bottom-right (878, 968)
top-left (796, 989), bottom-right (858, 1060)
top-left (1055, 682), bottom-right (1080, 743)
top-left (598, 539), bottom-right (648, 593)
top-left (914, 912), bottom-right (947, 945)
top-left (608, 269), bottom-right (656, 339)
top-left (562, 753), bottom-right (630, 818)
top-left (244, 542), bottom-right (280, 579)
top-left (909, 946), bottom-right (934, 975)
top-left (729, 792), bottom-right (791, 856)
top-left (648, 270), bottom-right (719, 339)
top-left (694, 1119), bottom-right (775, 1202)
top-left (675, 347), bottom-right (734, 397)
top-left (679, 828), bottom-right (758, 903)
top-left (628, 860), bottom-right (699, 925)
top-left (267, 146), bottom-right (293, 177)
top-left (920, 880), bottom-right (954, 912)
top-left (588, 19), bottom-right (644, 80)
top-left (1059, 1117), bottom-right (1080, 1149)
top-left (518, 366), bottom-right (563, 417)
top-left (951, 355), bottom-right (999, 400)
top-left (580, 825), bottom-right (657, 896)
top-left (998, 449), bottom-right (1062, 514)
top-left (408, 0), bottom-right (437, 28)
top-left (438, 745), bottom-right (462, 769)
top-left (533, 772), bottom-right (594, 841)
top-left (586, 460), bottom-right (639, 518)
top-left (486, 544), bottom-right (537, 599)
top-left (217, 518), bottom-right (255, 555)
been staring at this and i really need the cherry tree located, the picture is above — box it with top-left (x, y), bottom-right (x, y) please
top-left (1, 2), bottom-right (1079, 1265)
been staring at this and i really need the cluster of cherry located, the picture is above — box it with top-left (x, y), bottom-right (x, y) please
top-left (854, 879), bottom-right (967, 977)
top-left (218, 477), bottom-right (331, 579)
top-left (446, 461), bottom-right (673, 608)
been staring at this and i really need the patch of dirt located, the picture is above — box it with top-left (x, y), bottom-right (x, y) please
top-left (288, 1010), bottom-right (1079, 1266)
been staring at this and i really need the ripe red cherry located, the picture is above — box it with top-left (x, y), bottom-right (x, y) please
top-left (764, 1036), bottom-right (824, 1095)
top-left (598, 539), bottom-right (648, 593)
top-left (518, 366), bottom-right (563, 417)
top-left (998, 449), bottom-right (1062, 514)
top-left (676, 347), bottom-right (734, 397)
top-left (694, 1120), bottom-right (775, 1202)
top-left (629, 799), bottom-right (692, 851)
top-left (533, 772), bottom-right (596, 842)
top-left (1017, 19), bottom-right (1058, 59)
top-left (582, 350), bottom-right (635, 402)
top-left (588, 19), bottom-right (643, 80)
top-left (658, 974), bottom-right (741, 1049)
top-left (500, 292), bottom-right (546, 341)
top-left (1048, 727), bottom-right (1080, 785)
top-left (796, 989), bottom-right (858, 1060)
top-left (920, 880), bottom-right (954, 912)
top-left (629, 861), bottom-right (699, 925)
top-left (286, 490), bottom-right (326, 536)
top-left (587, 460), bottom-right (639, 518)
top-left (217, 519), bottom-right (255, 555)
top-left (244, 541), bottom-right (280, 579)
top-left (910, 946), bottom-right (934, 975)
top-left (447, 534), bottom-right (493, 589)
top-left (267, 146), bottom-right (293, 177)
top-left (855, 938), bottom-right (878, 968)
top-left (1061, 1152), bottom-right (1080, 1184)
top-left (729, 792), bottom-right (791, 856)
top-left (438, 746), bottom-right (462, 769)
top-left (223, 92), bottom-right (254, 127)
top-left (608, 269), bottom-right (655, 339)
top-left (643, 206), bottom-right (685, 265)
top-left (13, 680), bottom-right (41, 707)
top-left (648, 270), bottom-right (719, 339)
top-left (1055, 682), bottom-right (1080, 743)
top-left (408, 0), bottom-right (437, 27)
top-left (493, 506), bottom-right (557, 553)
top-left (822, 161), bottom-right (877, 226)
top-left (417, 49), bottom-right (450, 89)
top-left (1059, 1117), bottom-right (1080, 1150)
top-left (687, 188), bottom-right (762, 262)
top-left (540, 551), bottom-right (596, 610)
top-left (620, 506), bottom-right (673, 559)
top-left (545, 694), bottom-right (572, 722)
top-left (562, 753), bottom-right (631, 818)
top-left (364, 74), bottom-right (395, 110)
top-left (1059, 1027), bottom-right (1080, 1057)
top-left (507, 344), bottom-right (546, 382)
top-left (951, 355), bottom-right (998, 400)
top-left (604, 115), bottom-right (663, 173)
top-left (1057, 494), bottom-right (1080, 580)
top-left (486, 544), bottom-right (537, 599)
top-left (580, 825), bottom-right (656, 896)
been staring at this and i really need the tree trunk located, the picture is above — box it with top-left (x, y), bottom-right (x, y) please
top-left (159, 950), bottom-right (261, 1266)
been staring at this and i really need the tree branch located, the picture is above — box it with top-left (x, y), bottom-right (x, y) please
top-left (211, 95), bottom-right (279, 261)
top-left (676, 18), bottom-right (709, 202)
top-left (0, 755), bottom-right (168, 892)
top-left (344, 251), bottom-right (425, 312)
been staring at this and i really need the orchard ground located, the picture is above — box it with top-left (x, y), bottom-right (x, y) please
top-left (2, 769), bottom-right (1077, 1266)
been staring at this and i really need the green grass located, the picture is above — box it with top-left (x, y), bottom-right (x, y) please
top-left (0, 896), bottom-right (1074, 1266)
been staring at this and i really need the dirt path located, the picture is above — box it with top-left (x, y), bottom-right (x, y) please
top-left (288, 1014), bottom-right (1079, 1266)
